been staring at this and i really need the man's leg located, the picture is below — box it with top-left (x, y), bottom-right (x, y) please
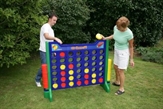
top-left (35, 51), bottom-right (46, 87)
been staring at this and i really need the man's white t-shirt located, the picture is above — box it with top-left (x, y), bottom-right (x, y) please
top-left (39, 23), bottom-right (54, 52)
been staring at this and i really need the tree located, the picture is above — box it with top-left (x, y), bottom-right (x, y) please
top-left (42, 0), bottom-right (91, 44)
top-left (129, 0), bottom-right (163, 47)
top-left (1, 0), bottom-right (163, 67)
top-left (86, 0), bottom-right (163, 48)
top-left (0, 0), bottom-right (46, 67)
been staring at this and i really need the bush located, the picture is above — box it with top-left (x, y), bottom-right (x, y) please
top-left (85, 0), bottom-right (163, 48)
top-left (42, 0), bottom-right (91, 44)
top-left (0, 0), bottom-right (45, 67)
top-left (136, 47), bottom-right (163, 64)
top-left (1, 0), bottom-right (163, 67)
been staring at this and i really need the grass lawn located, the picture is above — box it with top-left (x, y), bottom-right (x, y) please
top-left (0, 52), bottom-right (163, 109)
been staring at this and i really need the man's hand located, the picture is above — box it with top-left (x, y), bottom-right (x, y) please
top-left (54, 37), bottom-right (63, 44)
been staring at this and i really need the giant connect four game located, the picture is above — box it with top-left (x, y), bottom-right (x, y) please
top-left (42, 40), bottom-right (112, 101)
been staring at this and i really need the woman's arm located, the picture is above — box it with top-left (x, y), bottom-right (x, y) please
top-left (103, 34), bottom-right (113, 40)
top-left (128, 39), bottom-right (134, 67)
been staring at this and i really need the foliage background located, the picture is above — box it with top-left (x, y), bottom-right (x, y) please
top-left (85, 0), bottom-right (163, 48)
top-left (0, 0), bottom-right (163, 67)
top-left (42, 0), bottom-right (91, 44)
top-left (0, 0), bottom-right (46, 67)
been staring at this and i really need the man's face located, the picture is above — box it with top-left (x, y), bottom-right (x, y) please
top-left (49, 16), bottom-right (57, 26)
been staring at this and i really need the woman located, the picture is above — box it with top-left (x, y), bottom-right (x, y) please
top-left (103, 16), bottom-right (134, 95)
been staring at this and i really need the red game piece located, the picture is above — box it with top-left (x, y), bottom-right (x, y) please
top-left (60, 52), bottom-right (65, 57)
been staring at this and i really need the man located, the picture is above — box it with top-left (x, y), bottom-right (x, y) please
top-left (35, 12), bottom-right (62, 87)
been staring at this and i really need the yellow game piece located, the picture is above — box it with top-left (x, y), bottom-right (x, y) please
top-left (84, 68), bottom-right (89, 73)
top-left (69, 70), bottom-right (74, 75)
top-left (69, 82), bottom-right (74, 87)
top-left (92, 79), bottom-right (96, 84)
top-left (53, 83), bottom-right (58, 89)
top-left (96, 33), bottom-right (103, 40)
top-left (69, 76), bottom-right (74, 81)
top-left (92, 73), bottom-right (96, 78)
top-left (60, 65), bottom-right (66, 70)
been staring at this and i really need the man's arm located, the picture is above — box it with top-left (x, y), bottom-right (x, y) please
top-left (44, 33), bottom-right (62, 44)
top-left (44, 33), bottom-right (55, 40)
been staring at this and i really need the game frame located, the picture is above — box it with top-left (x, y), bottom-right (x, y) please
top-left (42, 40), bottom-right (111, 102)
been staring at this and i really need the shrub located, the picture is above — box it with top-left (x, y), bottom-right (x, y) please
top-left (42, 0), bottom-right (91, 44)
top-left (85, 0), bottom-right (163, 48)
top-left (0, 0), bottom-right (45, 67)
top-left (136, 47), bottom-right (163, 64)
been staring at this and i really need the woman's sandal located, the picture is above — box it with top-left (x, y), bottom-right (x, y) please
top-left (115, 90), bottom-right (125, 95)
top-left (112, 82), bottom-right (120, 86)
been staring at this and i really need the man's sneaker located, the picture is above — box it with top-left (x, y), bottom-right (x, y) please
top-left (35, 81), bottom-right (42, 87)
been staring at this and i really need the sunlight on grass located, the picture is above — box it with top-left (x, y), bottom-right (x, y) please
top-left (0, 53), bottom-right (163, 109)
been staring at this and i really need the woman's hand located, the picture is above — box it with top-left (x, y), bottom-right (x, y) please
top-left (130, 59), bottom-right (134, 67)
top-left (102, 36), bottom-right (106, 40)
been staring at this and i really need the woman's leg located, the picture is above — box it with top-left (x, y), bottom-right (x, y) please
top-left (115, 68), bottom-right (125, 95)
top-left (113, 49), bottom-right (120, 85)
top-left (114, 64), bottom-right (120, 84)
top-left (115, 49), bottom-right (129, 95)
top-left (119, 69), bottom-right (125, 91)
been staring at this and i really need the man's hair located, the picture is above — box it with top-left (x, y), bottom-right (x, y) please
top-left (48, 11), bottom-right (58, 19)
